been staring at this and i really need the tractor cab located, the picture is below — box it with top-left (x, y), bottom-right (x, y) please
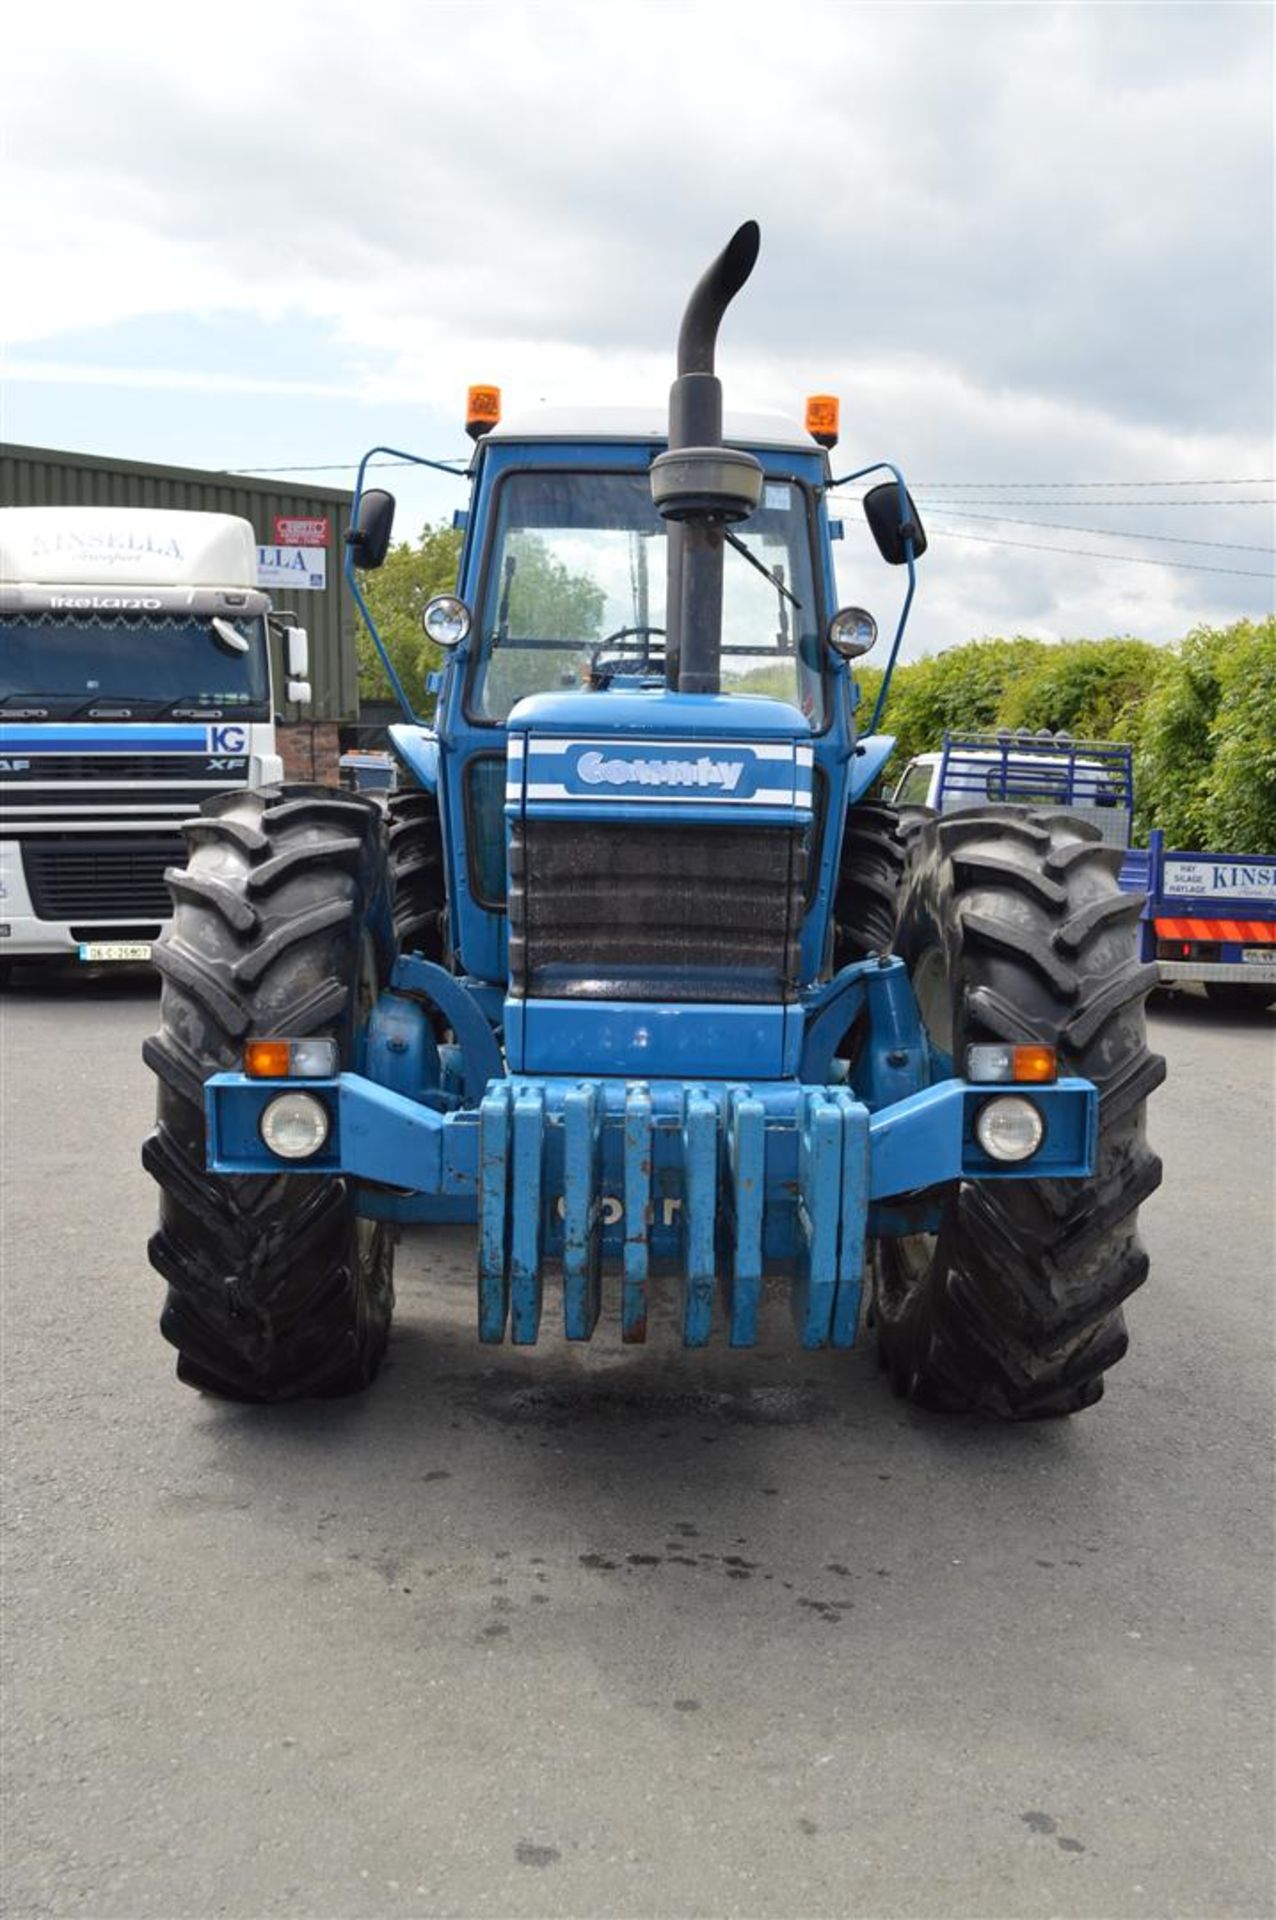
top-left (384, 407), bottom-right (855, 991)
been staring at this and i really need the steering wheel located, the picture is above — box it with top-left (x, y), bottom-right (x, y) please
top-left (587, 625), bottom-right (666, 686)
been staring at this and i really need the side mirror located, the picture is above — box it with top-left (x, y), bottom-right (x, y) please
top-left (345, 489), bottom-right (397, 570)
top-left (863, 481), bottom-right (928, 566)
top-left (287, 679), bottom-right (312, 706)
top-left (284, 625), bottom-right (309, 677)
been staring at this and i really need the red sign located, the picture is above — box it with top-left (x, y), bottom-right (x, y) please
top-left (274, 515), bottom-right (330, 547)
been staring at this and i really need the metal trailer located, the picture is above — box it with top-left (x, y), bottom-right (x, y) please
top-left (143, 224), bottom-right (1163, 1418)
top-left (892, 731), bottom-right (1136, 850)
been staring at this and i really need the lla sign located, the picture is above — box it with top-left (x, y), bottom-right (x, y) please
top-left (257, 545), bottom-right (326, 592)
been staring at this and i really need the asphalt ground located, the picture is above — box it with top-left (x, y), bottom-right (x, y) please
top-left (1, 972), bottom-right (1272, 1920)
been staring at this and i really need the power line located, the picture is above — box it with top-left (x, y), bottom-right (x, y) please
top-left (915, 476), bottom-right (1273, 489)
top-left (928, 525), bottom-right (1274, 579)
top-left (918, 497), bottom-right (1274, 509)
top-left (228, 457), bottom-right (465, 475)
top-left (921, 509), bottom-right (1275, 554)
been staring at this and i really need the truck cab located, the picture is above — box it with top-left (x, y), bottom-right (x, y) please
top-left (0, 507), bottom-right (308, 970)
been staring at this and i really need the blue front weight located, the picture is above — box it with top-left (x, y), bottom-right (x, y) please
top-left (205, 1072), bottom-right (1098, 1348)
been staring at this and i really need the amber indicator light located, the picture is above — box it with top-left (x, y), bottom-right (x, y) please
top-left (466, 384), bottom-right (502, 440)
top-left (805, 394), bottom-right (840, 448)
top-left (1013, 1045), bottom-right (1057, 1083)
top-left (245, 1040), bottom-right (293, 1079)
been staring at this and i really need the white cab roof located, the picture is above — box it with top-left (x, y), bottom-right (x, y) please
top-left (0, 507), bottom-right (259, 590)
top-left (486, 405), bottom-right (828, 464)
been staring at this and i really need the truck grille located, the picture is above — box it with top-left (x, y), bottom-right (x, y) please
top-left (21, 835), bottom-right (185, 922)
top-left (0, 755), bottom-right (248, 783)
top-left (508, 819), bottom-right (805, 1003)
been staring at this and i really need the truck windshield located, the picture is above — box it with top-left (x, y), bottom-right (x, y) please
top-left (470, 469), bottom-right (824, 726)
top-left (0, 611), bottom-right (270, 716)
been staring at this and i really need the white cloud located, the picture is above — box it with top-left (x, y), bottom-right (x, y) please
top-left (2, 0), bottom-right (1271, 643)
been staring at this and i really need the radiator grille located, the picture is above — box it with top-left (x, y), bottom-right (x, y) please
top-left (509, 819), bottom-right (805, 1003)
top-left (0, 755), bottom-right (248, 783)
top-left (21, 836), bottom-right (185, 922)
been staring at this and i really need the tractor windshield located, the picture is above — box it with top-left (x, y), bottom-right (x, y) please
top-left (469, 469), bottom-right (824, 726)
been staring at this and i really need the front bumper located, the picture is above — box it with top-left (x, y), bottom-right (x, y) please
top-left (1159, 958), bottom-right (1276, 986)
top-left (206, 1069), bottom-right (1098, 1351)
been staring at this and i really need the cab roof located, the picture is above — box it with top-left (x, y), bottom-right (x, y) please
top-left (484, 406), bottom-right (831, 472)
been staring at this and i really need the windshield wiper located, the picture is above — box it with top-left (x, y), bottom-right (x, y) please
top-left (722, 527), bottom-right (803, 610)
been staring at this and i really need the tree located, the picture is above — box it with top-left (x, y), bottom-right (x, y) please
top-left (355, 522), bottom-right (462, 711)
top-left (479, 533), bottom-right (608, 719)
top-left (1136, 618), bottom-right (1276, 851)
top-left (997, 638), bottom-right (1162, 742)
top-left (855, 620), bottom-right (1275, 852)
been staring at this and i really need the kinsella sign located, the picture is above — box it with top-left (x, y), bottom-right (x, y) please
top-left (273, 515), bottom-right (330, 547)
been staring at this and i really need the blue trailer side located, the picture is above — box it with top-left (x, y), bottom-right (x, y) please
top-left (1133, 831), bottom-right (1276, 1006)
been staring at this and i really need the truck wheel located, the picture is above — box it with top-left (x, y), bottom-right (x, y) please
top-left (387, 787), bottom-right (446, 962)
top-left (1204, 981), bottom-right (1275, 1013)
top-left (873, 805), bottom-right (1165, 1418)
top-left (142, 786), bottom-right (397, 1402)
top-left (833, 801), bottom-right (909, 965)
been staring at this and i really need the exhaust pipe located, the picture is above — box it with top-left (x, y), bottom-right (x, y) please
top-left (651, 221), bottom-right (764, 695)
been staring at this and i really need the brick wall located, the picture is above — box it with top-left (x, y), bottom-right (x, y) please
top-left (278, 722), bottom-right (343, 787)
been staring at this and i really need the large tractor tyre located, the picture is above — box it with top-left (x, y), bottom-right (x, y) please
top-left (142, 786), bottom-right (398, 1402)
top-left (832, 801), bottom-right (910, 966)
top-left (386, 786), bottom-right (447, 963)
top-left (872, 804), bottom-right (1165, 1419)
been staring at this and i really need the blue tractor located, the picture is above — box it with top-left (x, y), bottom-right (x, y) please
top-left (143, 224), bottom-right (1163, 1415)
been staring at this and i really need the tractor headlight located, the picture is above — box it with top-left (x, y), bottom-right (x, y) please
top-left (260, 1092), bottom-right (330, 1160)
top-left (828, 606), bottom-right (878, 659)
top-left (974, 1095), bottom-right (1045, 1164)
top-left (422, 595), bottom-right (471, 648)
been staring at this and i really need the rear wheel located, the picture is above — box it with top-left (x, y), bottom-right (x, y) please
top-left (386, 786), bottom-right (446, 962)
top-left (872, 805), bottom-right (1165, 1418)
top-left (832, 801), bottom-right (909, 967)
top-left (142, 786), bottom-right (397, 1401)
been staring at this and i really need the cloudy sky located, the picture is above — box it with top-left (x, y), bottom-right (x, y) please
top-left (3, 0), bottom-right (1272, 655)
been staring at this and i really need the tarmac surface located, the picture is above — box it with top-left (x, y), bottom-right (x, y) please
top-left (1, 970), bottom-right (1272, 1919)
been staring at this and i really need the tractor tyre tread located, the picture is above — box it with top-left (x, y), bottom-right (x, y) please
top-left (874, 805), bottom-right (1163, 1419)
top-left (143, 785), bottom-right (396, 1402)
top-left (833, 800), bottom-right (909, 965)
top-left (386, 786), bottom-right (447, 961)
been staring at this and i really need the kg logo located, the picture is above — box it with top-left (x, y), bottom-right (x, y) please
top-left (207, 724), bottom-right (247, 755)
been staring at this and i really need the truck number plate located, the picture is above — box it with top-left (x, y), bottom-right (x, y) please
top-left (1241, 948), bottom-right (1273, 964)
top-left (78, 941), bottom-right (153, 962)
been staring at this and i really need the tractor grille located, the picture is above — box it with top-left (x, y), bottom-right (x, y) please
top-left (508, 818), bottom-right (805, 1003)
top-left (21, 835), bottom-right (185, 922)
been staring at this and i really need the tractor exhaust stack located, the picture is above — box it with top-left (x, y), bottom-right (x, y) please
top-left (651, 222), bottom-right (765, 695)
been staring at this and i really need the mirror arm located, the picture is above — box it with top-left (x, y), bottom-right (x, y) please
top-left (826, 459), bottom-right (918, 734)
top-left (345, 444), bottom-right (469, 726)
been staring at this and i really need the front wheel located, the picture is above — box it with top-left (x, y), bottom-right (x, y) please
top-left (142, 786), bottom-right (397, 1401)
top-left (872, 805), bottom-right (1165, 1418)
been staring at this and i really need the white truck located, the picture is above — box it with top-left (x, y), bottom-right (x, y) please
top-left (0, 507), bottom-right (310, 975)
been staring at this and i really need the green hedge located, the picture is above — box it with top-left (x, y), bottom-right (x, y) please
top-left (859, 619), bottom-right (1276, 852)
